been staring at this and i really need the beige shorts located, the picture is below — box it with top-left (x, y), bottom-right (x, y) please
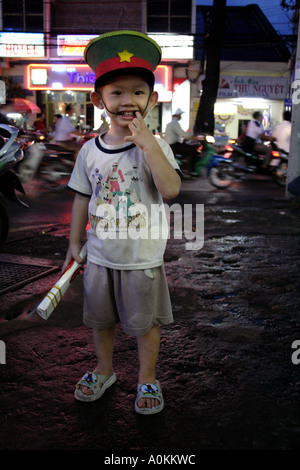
top-left (83, 261), bottom-right (173, 336)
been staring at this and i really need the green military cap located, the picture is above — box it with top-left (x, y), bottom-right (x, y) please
top-left (84, 30), bottom-right (161, 85)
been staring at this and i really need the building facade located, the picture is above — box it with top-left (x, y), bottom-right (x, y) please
top-left (0, 2), bottom-right (291, 138)
top-left (193, 5), bottom-right (291, 141)
top-left (0, 0), bottom-right (196, 134)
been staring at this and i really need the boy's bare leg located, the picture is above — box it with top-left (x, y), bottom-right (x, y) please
top-left (136, 325), bottom-right (161, 409)
top-left (79, 325), bottom-right (116, 396)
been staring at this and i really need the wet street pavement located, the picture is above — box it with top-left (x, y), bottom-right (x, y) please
top-left (0, 173), bottom-right (300, 454)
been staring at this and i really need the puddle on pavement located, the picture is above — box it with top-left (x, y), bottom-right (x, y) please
top-left (214, 292), bottom-right (239, 300)
top-left (198, 291), bottom-right (238, 300)
top-left (194, 252), bottom-right (215, 259)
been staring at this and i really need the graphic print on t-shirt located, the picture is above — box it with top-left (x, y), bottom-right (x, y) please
top-left (93, 161), bottom-right (146, 234)
top-left (106, 162), bottom-right (125, 193)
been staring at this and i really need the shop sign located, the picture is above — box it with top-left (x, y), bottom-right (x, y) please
top-left (26, 64), bottom-right (95, 91)
top-left (26, 63), bottom-right (172, 101)
top-left (218, 75), bottom-right (286, 100)
top-left (149, 34), bottom-right (194, 60)
top-left (0, 33), bottom-right (45, 57)
top-left (56, 34), bottom-right (193, 61)
top-left (57, 35), bottom-right (98, 57)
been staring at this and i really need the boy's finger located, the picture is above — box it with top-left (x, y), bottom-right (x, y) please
top-left (127, 122), bottom-right (135, 133)
top-left (134, 111), bottom-right (143, 121)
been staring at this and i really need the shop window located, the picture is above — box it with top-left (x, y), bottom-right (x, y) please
top-left (2, 0), bottom-right (43, 32)
top-left (76, 93), bottom-right (85, 103)
top-left (42, 90), bottom-right (94, 128)
top-left (25, 0), bottom-right (43, 14)
top-left (147, 0), bottom-right (192, 33)
top-left (148, 1), bottom-right (168, 15)
top-left (25, 16), bottom-right (43, 31)
top-left (170, 17), bottom-right (191, 33)
top-left (61, 91), bottom-right (75, 102)
top-left (2, 0), bottom-right (23, 13)
top-left (147, 17), bottom-right (169, 33)
top-left (170, 2), bottom-right (192, 15)
top-left (2, 16), bottom-right (24, 31)
top-left (47, 91), bottom-right (60, 103)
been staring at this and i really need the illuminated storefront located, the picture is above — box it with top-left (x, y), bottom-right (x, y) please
top-left (26, 62), bottom-right (173, 131)
top-left (192, 71), bottom-right (289, 143)
top-left (28, 33), bottom-right (193, 132)
top-left (1, 32), bottom-right (194, 132)
top-left (214, 74), bottom-right (288, 139)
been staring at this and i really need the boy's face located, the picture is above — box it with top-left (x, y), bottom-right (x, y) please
top-left (91, 74), bottom-right (158, 129)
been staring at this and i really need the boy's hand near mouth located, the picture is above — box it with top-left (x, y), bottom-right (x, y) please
top-left (124, 111), bottom-right (154, 151)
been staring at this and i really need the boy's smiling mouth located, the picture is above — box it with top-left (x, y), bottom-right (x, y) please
top-left (118, 110), bottom-right (138, 117)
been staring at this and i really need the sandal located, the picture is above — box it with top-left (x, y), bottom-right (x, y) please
top-left (134, 380), bottom-right (164, 415)
top-left (74, 371), bottom-right (117, 402)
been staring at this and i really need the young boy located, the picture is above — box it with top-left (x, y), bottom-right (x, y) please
top-left (63, 31), bottom-right (181, 414)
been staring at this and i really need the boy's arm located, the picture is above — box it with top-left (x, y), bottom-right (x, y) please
top-left (62, 193), bottom-right (89, 272)
top-left (125, 112), bottom-right (181, 199)
top-left (143, 138), bottom-right (181, 200)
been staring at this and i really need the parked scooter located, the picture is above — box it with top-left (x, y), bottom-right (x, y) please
top-left (174, 135), bottom-right (216, 177)
top-left (207, 140), bottom-right (288, 189)
top-left (0, 124), bottom-right (28, 249)
top-left (17, 132), bottom-right (75, 191)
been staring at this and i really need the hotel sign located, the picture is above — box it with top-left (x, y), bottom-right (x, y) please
top-left (0, 33), bottom-right (45, 57)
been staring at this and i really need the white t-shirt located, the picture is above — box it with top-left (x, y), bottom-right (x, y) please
top-left (54, 116), bottom-right (77, 141)
top-left (68, 134), bottom-right (181, 270)
top-left (246, 119), bottom-right (263, 143)
top-left (272, 120), bottom-right (291, 153)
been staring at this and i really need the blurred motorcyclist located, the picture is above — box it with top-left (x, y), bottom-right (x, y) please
top-left (272, 110), bottom-right (291, 153)
top-left (53, 104), bottom-right (82, 157)
top-left (165, 108), bottom-right (199, 173)
top-left (242, 111), bottom-right (274, 168)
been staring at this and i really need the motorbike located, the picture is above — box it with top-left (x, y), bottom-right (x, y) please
top-left (174, 135), bottom-right (216, 177)
top-left (268, 145), bottom-right (289, 187)
top-left (0, 124), bottom-right (28, 250)
top-left (207, 140), bottom-right (288, 189)
top-left (17, 132), bottom-right (75, 191)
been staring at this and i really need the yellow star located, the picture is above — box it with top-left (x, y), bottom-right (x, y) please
top-left (117, 49), bottom-right (134, 63)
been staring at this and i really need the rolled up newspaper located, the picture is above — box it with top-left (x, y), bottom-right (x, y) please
top-left (36, 243), bottom-right (87, 320)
